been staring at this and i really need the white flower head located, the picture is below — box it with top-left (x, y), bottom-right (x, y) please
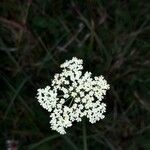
top-left (36, 57), bottom-right (110, 134)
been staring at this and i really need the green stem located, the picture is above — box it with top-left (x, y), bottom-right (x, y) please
top-left (68, 97), bottom-right (75, 107)
top-left (82, 119), bottom-right (88, 150)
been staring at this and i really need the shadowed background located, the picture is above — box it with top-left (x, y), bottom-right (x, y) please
top-left (0, 0), bottom-right (150, 149)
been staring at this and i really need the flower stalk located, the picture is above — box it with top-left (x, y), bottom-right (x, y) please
top-left (83, 119), bottom-right (88, 150)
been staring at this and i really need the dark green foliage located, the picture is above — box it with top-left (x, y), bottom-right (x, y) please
top-left (0, 0), bottom-right (150, 149)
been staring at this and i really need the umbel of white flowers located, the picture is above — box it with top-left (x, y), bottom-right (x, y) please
top-left (36, 57), bottom-right (110, 134)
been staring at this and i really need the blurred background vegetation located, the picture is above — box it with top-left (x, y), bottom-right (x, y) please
top-left (0, 0), bottom-right (150, 149)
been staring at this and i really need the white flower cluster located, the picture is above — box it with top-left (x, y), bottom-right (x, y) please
top-left (37, 57), bottom-right (110, 134)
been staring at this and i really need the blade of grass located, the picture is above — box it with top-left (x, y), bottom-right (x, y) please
top-left (1, 74), bottom-right (34, 116)
top-left (92, 135), bottom-right (116, 150)
top-left (63, 135), bottom-right (79, 150)
top-left (4, 76), bottom-right (29, 119)
top-left (90, 128), bottom-right (116, 150)
top-left (28, 134), bottom-right (60, 150)
top-left (123, 18), bottom-right (149, 56)
top-left (35, 32), bottom-right (66, 74)
top-left (4, 50), bottom-right (36, 88)
top-left (76, 8), bottom-right (110, 60)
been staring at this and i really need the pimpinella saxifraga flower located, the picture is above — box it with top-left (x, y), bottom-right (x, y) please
top-left (36, 57), bottom-right (110, 134)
